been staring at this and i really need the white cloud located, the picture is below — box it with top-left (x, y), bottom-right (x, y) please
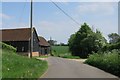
top-left (35, 19), bottom-right (118, 43)
top-left (2, 22), bottom-right (29, 29)
top-left (0, 13), bottom-right (11, 19)
top-left (37, 21), bottom-right (58, 31)
top-left (35, 20), bottom-right (79, 43)
top-left (76, 3), bottom-right (116, 15)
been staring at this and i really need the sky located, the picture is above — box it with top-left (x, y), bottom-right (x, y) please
top-left (1, 1), bottom-right (118, 44)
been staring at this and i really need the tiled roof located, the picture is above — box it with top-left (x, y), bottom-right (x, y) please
top-left (39, 36), bottom-right (50, 47)
top-left (0, 28), bottom-right (32, 41)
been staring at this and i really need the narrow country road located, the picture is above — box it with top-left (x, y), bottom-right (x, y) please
top-left (41, 57), bottom-right (119, 79)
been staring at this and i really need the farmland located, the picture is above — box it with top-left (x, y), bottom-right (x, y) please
top-left (52, 46), bottom-right (70, 56)
top-left (51, 46), bottom-right (80, 59)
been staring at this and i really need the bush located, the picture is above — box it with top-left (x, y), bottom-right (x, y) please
top-left (85, 49), bottom-right (120, 77)
top-left (102, 42), bottom-right (120, 51)
top-left (0, 42), bottom-right (16, 52)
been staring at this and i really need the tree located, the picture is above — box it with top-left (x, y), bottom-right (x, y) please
top-left (68, 34), bottom-right (76, 52)
top-left (48, 40), bottom-right (57, 46)
top-left (108, 33), bottom-right (120, 44)
top-left (68, 23), bottom-right (107, 58)
top-left (59, 43), bottom-right (68, 46)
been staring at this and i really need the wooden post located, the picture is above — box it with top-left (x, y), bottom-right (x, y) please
top-left (50, 37), bottom-right (52, 56)
top-left (30, 0), bottom-right (33, 58)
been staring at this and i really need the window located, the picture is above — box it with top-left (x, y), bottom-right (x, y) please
top-left (22, 47), bottom-right (24, 51)
top-left (34, 39), bottom-right (35, 41)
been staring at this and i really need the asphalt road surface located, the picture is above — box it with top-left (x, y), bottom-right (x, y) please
top-left (41, 57), bottom-right (119, 79)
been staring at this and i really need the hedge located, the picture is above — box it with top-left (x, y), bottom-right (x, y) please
top-left (102, 42), bottom-right (120, 51)
top-left (85, 49), bottom-right (120, 77)
top-left (0, 42), bottom-right (16, 52)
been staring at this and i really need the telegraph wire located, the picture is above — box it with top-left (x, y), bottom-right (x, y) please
top-left (50, 0), bottom-right (81, 26)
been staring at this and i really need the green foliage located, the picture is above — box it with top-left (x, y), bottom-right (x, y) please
top-left (108, 33), bottom-right (120, 44)
top-left (68, 34), bottom-right (75, 53)
top-left (2, 49), bottom-right (48, 78)
top-left (68, 23), bottom-right (107, 58)
top-left (102, 42), bottom-right (120, 51)
top-left (51, 46), bottom-right (80, 59)
top-left (85, 49), bottom-right (120, 77)
top-left (0, 50), bottom-right (1, 79)
top-left (0, 42), bottom-right (16, 52)
top-left (48, 40), bottom-right (57, 46)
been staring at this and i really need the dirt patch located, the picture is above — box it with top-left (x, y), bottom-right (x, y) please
top-left (67, 59), bottom-right (87, 63)
top-left (37, 58), bottom-right (48, 61)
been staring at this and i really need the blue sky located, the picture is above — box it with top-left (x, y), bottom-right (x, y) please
top-left (1, 2), bottom-right (118, 44)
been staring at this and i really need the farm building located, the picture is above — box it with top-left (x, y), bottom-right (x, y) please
top-left (39, 36), bottom-right (50, 55)
top-left (0, 27), bottom-right (40, 57)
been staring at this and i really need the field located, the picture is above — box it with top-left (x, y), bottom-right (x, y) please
top-left (51, 46), bottom-right (80, 59)
top-left (52, 46), bottom-right (70, 56)
top-left (2, 48), bottom-right (48, 78)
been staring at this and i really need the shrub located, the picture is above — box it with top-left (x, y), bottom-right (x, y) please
top-left (0, 42), bottom-right (16, 52)
top-left (102, 42), bottom-right (120, 52)
top-left (85, 49), bottom-right (120, 77)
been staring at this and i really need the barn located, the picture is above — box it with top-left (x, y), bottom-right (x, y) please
top-left (39, 36), bottom-right (50, 55)
top-left (0, 27), bottom-right (40, 57)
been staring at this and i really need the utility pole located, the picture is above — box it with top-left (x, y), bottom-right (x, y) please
top-left (30, 0), bottom-right (33, 58)
top-left (50, 37), bottom-right (52, 56)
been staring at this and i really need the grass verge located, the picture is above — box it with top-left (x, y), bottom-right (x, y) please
top-left (0, 49), bottom-right (2, 79)
top-left (60, 55), bottom-right (80, 59)
top-left (2, 49), bottom-right (48, 79)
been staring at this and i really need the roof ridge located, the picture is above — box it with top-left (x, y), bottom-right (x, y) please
top-left (0, 27), bottom-right (31, 31)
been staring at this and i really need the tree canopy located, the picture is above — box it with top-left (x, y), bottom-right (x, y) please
top-left (68, 23), bottom-right (107, 58)
top-left (108, 33), bottom-right (120, 44)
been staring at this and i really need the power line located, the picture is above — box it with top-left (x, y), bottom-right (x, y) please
top-left (50, 0), bottom-right (81, 26)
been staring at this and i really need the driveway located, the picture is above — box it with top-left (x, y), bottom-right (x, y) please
top-left (41, 56), bottom-right (119, 79)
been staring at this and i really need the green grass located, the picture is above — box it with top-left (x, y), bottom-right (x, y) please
top-left (51, 46), bottom-right (70, 56)
top-left (52, 46), bottom-right (69, 54)
top-left (85, 49), bottom-right (120, 77)
top-left (61, 55), bottom-right (80, 59)
top-left (2, 49), bottom-right (48, 78)
top-left (0, 49), bottom-right (2, 79)
top-left (51, 46), bottom-right (80, 59)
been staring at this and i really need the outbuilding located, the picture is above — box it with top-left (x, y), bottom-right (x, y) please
top-left (39, 36), bottom-right (50, 55)
top-left (0, 27), bottom-right (40, 57)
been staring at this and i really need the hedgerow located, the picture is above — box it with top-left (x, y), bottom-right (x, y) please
top-left (102, 42), bottom-right (120, 51)
top-left (0, 42), bottom-right (16, 52)
top-left (85, 49), bottom-right (120, 77)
